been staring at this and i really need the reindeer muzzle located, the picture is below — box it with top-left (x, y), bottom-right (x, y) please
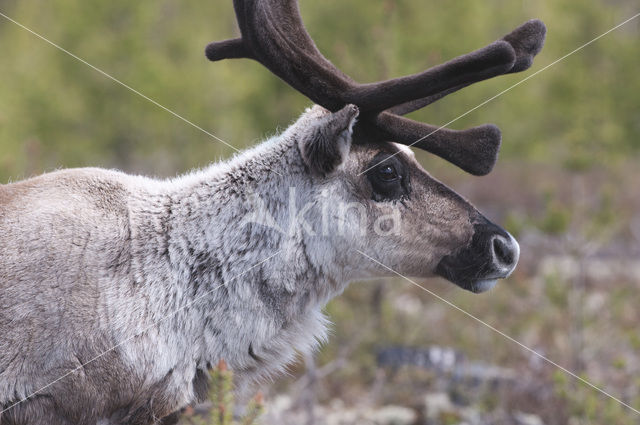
top-left (435, 215), bottom-right (520, 293)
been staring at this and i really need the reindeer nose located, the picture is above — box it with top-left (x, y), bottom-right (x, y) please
top-left (490, 233), bottom-right (519, 274)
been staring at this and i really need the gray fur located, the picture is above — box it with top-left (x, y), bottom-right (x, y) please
top-left (0, 105), bottom-right (506, 424)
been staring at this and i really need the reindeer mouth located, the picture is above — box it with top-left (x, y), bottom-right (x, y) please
top-left (435, 218), bottom-right (520, 293)
top-left (438, 271), bottom-right (512, 294)
top-left (468, 279), bottom-right (499, 293)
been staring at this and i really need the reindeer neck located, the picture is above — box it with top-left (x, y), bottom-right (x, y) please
top-left (150, 133), bottom-right (345, 383)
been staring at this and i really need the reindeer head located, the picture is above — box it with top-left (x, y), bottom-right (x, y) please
top-left (206, 0), bottom-right (546, 292)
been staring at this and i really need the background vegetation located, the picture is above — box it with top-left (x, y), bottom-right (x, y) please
top-left (0, 0), bottom-right (639, 424)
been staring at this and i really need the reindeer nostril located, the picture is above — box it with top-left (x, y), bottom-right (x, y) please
top-left (492, 235), bottom-right (514, 267)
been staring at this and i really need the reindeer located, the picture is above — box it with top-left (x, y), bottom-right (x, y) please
top-left (0, 1), bottom-right (546, 424)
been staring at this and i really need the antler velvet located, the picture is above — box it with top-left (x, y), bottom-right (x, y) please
top-left (206, 0), bottom-right (546, 175)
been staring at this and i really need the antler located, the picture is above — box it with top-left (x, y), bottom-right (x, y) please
top-left (206, 0), bottom-right (546, 175)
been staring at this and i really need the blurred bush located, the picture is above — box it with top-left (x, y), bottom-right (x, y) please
top-left (184, 360), bottom-right (263, 425)
top-left (0, 0), bottom-right (638, 180)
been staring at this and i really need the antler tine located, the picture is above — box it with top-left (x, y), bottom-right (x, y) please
top-left (389, 20), bottom-right (547, 116)
top-left (503, 19), bottom-right (547, 73)
top-left (347, 41), bottom-right (516, 113)
top-left (371, 112), bottom-right (501, 176)
top-left (205, 38), bottom-right (252, 61)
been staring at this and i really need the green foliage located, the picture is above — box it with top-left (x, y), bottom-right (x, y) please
top-left (544, 272), bottom-right (568, 308)
top-left (0, 0), bottom-right (638, 182)
top-left (552, 370), bottom-right (638, 425)
top-left (186, 361), bottom-right (263, 425)
top-left (539, 202), bottom-right (571, 235)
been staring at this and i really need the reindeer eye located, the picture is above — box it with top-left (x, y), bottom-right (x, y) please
top-left (365, 152), bottom-right (411, 202)
top-left (377, 164), bottom-right (399, 181)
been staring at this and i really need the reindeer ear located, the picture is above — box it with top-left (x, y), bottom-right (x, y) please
top-left (298, 104), bottom-right (359, 176)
